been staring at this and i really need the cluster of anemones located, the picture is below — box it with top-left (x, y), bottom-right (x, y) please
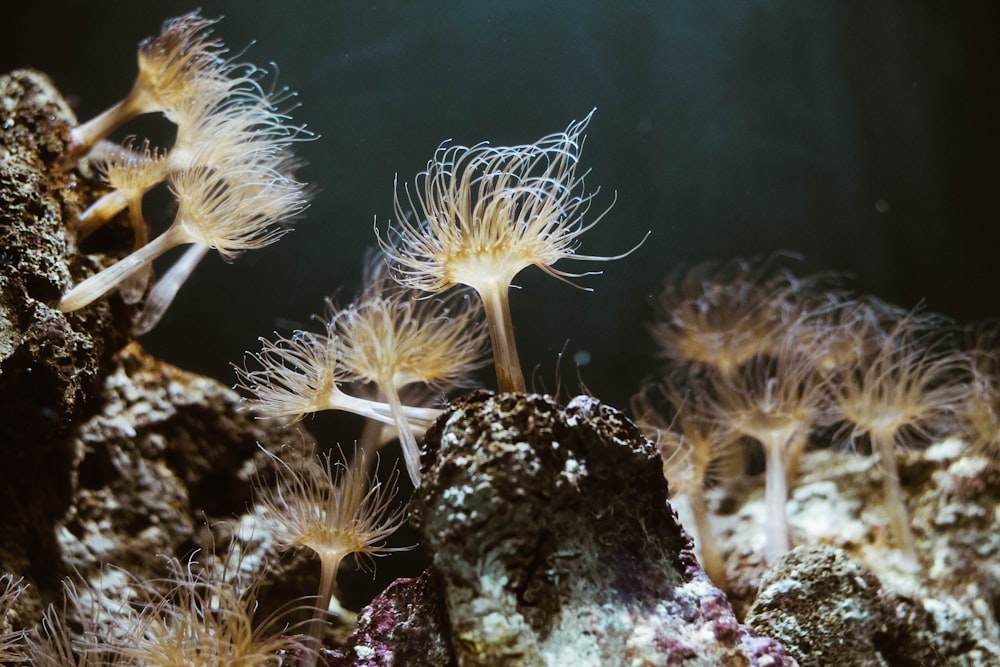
top-left (58, 11), bottom-right (310, 332)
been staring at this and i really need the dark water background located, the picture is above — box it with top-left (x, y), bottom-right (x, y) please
top-left (3, 0), bottom-right (999, 609)
top-left (5, 1), bottom-right (998, 409)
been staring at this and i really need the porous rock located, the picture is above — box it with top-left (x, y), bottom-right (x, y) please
top-left (0, 69), bottom-right (314, 630)
top-left (0, 69), bottom-right (130, 445)
top-left (746, 546), bottom-right (889, 667)
top-left (747, 544), bottom-right (1000, 667)
top-left (327, 570), bottom-right (454, 667)
top-left (399, 391), bottom-right (795, 667)
top-left (59, 341), bottom-right (312, 583)
top-left (0, 337), bottom-right (313, 628)
top-left (723, 440), bottom-right (1000, 667)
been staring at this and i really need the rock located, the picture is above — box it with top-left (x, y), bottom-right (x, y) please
top-left (59, 341), bottom-right (311, 589)
top-left (0, 68), bottom-right (313, 632)
top-left (746, 546), bottom-right (889, 667)
top-left (401, 391), bottom-right (795, 667)
top-left (747, 544), bottom-right (1000, 667)
top-left (0, 69), bottom-right (127, 444)
top-left (327, 570), bottom-right (454, 667)
top-left (0, 336), bottom-right (313, 631)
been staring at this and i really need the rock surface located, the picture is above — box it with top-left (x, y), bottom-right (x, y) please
top-left (0, 334), bottom-right (313, 628)
top-left (747, 544), bottom-right (1000, 667)
top-left (402, 391), bottom-right (795, 667)
top-left (327, 570), bottom-right (454, 667)
top-left (0, 69), bottom-right (129, 443)
top-left (717, 442), bottom-right (1000, 666)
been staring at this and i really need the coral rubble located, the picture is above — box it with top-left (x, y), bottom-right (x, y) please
top-left (747, 544), bottom-right (1000, 667)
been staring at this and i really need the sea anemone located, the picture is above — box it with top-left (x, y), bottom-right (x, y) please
top-left (958, 322), bottom-right (1000, 459)
top-left (18, 555), bottom-right (305, 667)
top-left (649, 256), bottom-right (827, 379)
top-left (379, 111), bottom-right (640, 392)
top-left (327, 259), bottom-right (490, 486)
top-left (832, 308), bottom-right (968, 565)
top-left (130, 243), bottom-right (212, 335)
top-left (75, 69), bottom-right (307, 246)
top-left (253, 448), bottom-right (409, 662)
top-left (632, 380), bottom-right (741, 584)
top-left (58, 148), bottom-right (308, 312)
top-left (20, 582), bottom-right (123, 667)
top-left (110, 555), bottom-right (310, 667)
top-left (76, 138), bottom-right (168, 246)
top-left (806, 295), bottom-right (904, 376)
top-left (235, 323), bottom-right (440, 433)
top-left (63, 11), bottom-right (229, 163)
top-left (0, 574), bottom-right (26, 662)
top-left (708, 336), bottom-right (834, 562)
top-left (59, 10), bottom-right (310, 322)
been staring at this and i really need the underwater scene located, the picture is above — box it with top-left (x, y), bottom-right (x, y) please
top-left (1, 2), bottom-right (998, 665)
